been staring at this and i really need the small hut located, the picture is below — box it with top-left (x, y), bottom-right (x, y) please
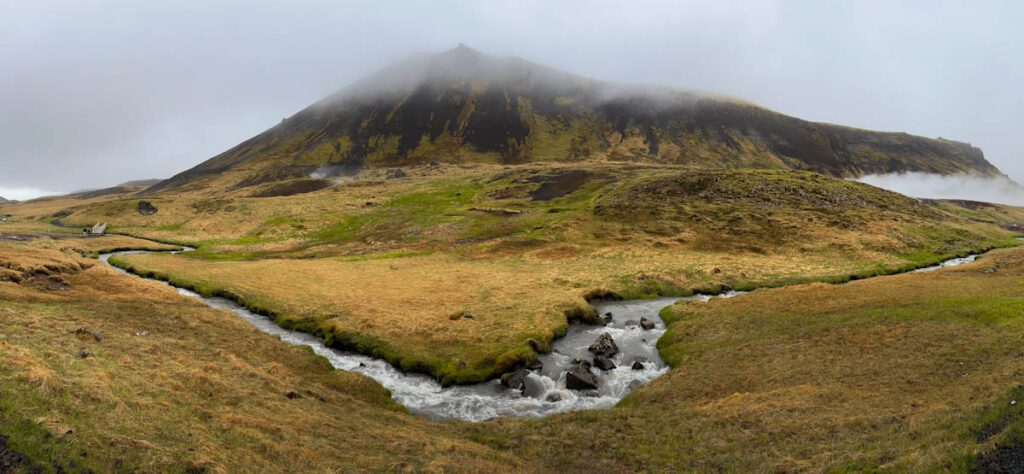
top-left (90, 223), bottom-right (107, 235)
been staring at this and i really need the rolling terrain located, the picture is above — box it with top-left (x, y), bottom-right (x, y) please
top-left (2, 45), bottom-right (1024, 472)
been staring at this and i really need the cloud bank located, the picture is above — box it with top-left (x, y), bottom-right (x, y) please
top-left (0, 186), bottom-right (55, 202)
top-left (858, 172), bottom-right (1024, 206)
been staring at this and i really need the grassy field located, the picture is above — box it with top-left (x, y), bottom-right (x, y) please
top-left (4, 164), bottom-right (1024, 471)
top-left (464, 246), bottom-right (1024, 471)
top-left (15, 164), bottom-right (1005, 385)
top-left (4, 236), bottom-right (1024, 471)
top-left (5, 165), bottom-right (1021, 385)
top-left (0, 236), bottom-right (522, 472)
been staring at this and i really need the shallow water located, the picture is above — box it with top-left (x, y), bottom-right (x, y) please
top-left (99, 248), bottom-right (976, 422)
top-left (913, 255), bottom-right (976, 272)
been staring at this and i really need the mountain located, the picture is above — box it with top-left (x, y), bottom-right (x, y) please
top-left (118, 178), bottom-right (163, 188)
top-left (0, 196), bottom-right (8, 203)
top-left (149, 45), bottom-right (1002, 193)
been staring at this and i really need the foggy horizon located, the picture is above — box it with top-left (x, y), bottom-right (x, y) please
top-left (2, 0), bottom-right (1022, 200)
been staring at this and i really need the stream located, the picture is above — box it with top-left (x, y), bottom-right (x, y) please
top-left (98, 248), bottom-right (979, 422)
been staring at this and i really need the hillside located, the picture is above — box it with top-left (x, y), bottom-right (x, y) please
top-left (148, 45), bottom-right (1001, 194)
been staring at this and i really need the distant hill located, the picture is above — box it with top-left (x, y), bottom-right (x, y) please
top-left (0, 196), bottom-right (8, 203)
top-left (119, 179), bottom-right (162, 188)
top-left (149, 45), bottom-right (1003, 193)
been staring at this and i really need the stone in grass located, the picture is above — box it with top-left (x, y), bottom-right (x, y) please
top-left (137, 200), bottom-right (158, 215)
top-left (74, 328), bottom-right (104, 342)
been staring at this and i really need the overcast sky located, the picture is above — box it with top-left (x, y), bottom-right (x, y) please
top-left (1, 0), bottom-right (1021, 200)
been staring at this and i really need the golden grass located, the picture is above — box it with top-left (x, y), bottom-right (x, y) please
top-left (3, 234), bottom-right (1024, 471)
top-left (457, 247), bottom-right (1024, 471)
top-left (109, 236), bottom-right (958, 384)
top-left (0, 237), bottom-right (523, 472)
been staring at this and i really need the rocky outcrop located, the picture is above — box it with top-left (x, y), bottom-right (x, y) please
top-left (137, 200), bottom-right (158, 215)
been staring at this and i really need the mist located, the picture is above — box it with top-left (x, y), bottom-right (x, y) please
top-left (858, 173), bottom-right (1024, 206)
top-left (2, 1), bottom-right (1022, 199)
top-left (0, 186), bottom-right (56, 202)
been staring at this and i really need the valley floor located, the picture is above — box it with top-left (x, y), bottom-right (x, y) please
top-left (2, 234), bottom-right (1024, 472)
top-left (4, 165), bottom-right (1024, 472)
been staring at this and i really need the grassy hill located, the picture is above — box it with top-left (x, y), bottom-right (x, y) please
top-left (148, 45), bottom-right (1001, 194)
top-left (3, 228), bottom-right (1024, 471)
top-left (6, 164), bottom-right (1010, 386)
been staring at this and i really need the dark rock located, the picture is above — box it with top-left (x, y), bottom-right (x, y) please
top-left (593, 355), bottom-right (616, 371)
top-left (640, 317), bottom-right (656, 330)
top-left (588, 333), bottom-right (619, 358)
top-left (545, 393), bottom-right (562, 403)
top-left (137, 200), bottom-right (158, 215)
top-left (631, 361), bottom-right (645, 370)
top-left (74, 328), bottom-right (104, 342)
top-left (76, 349), bottom-right (92, 359)
top-left (502, 369), bottom-right (531, 391)
top-left (284, 390), bottom-right (301, 399)
top-left (526, 359), bottom-right (543, 371)
top-left (522, 376), bottom-right (546, 398)
top-left (598, 311), bottom-right (613, 325)
top-left (565, 360), bottom-right (598, 390)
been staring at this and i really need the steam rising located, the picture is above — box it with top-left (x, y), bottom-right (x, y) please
top-left (858, 173), bottom-right (1024, 206)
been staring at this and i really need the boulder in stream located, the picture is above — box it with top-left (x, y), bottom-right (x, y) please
top-left (565, 360), bottom-right (598, 390)
top-left (502, 369), bottom-right (531, 391)
top-left (588, 332), bottom-right (619, 358)
top-left (599, 312), bottom-right (613, 325)
top-left (640, 317), bottom-right (656, 330)
top-left (522, 376), bottom-right (546, 398)
top-left (631, 361), bottom-right (645, 370)
top-left (593, 355), bottom-right (616, 371)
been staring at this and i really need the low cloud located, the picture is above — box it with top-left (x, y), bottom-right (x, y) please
top-left (0, 186), bottom-right (55, 202)
top-left (858, 172), bottom-right (1024, 206)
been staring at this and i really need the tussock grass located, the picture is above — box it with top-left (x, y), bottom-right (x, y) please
top-left (0, 238), bottom-right (523, 472)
